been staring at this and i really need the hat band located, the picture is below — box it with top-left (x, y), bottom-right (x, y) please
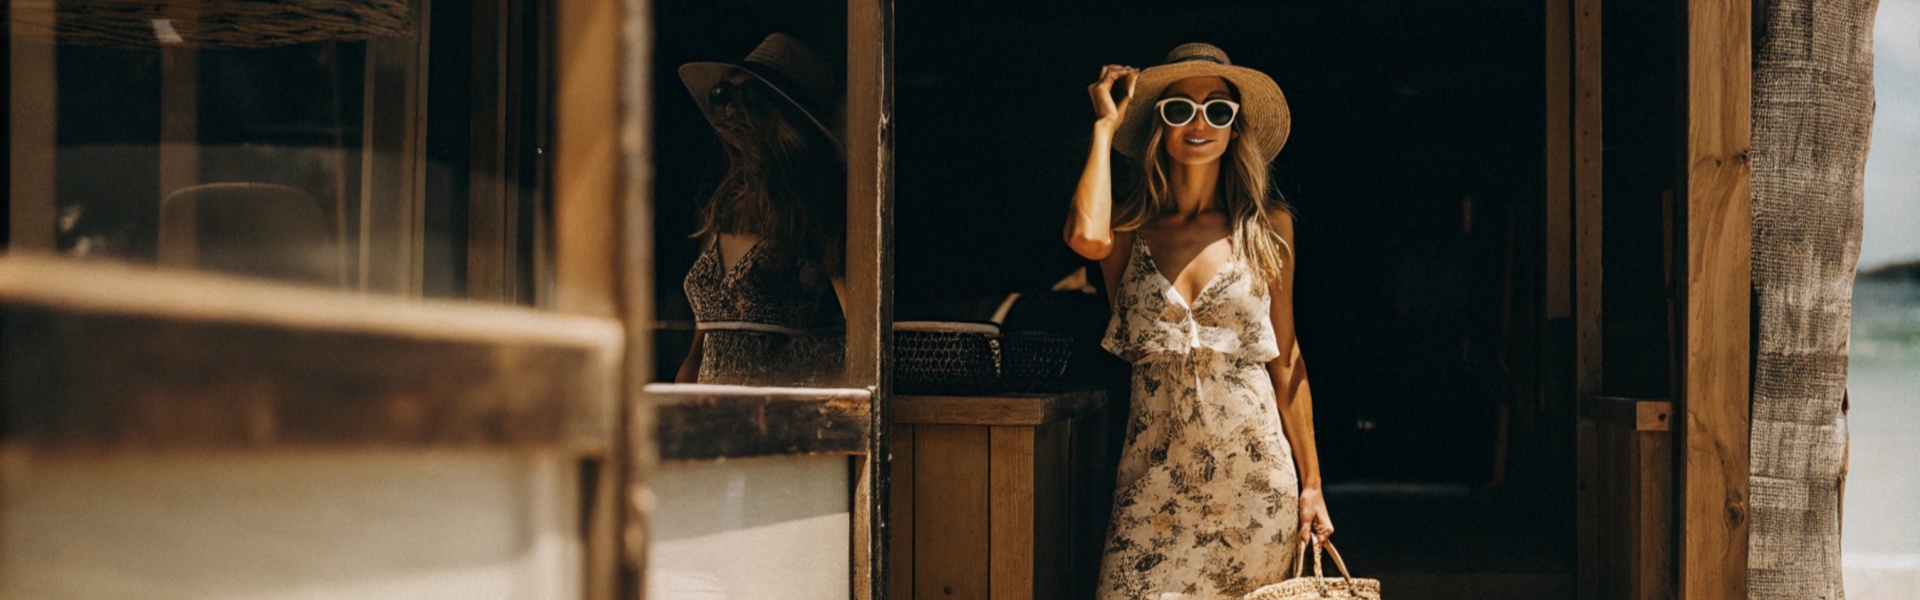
top-left (1171, 55), bottom-right (1226, 66)
top-left (739, 60), bottom-right (828, 116)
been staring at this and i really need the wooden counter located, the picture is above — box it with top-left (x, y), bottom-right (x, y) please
top-left (890, 389), bottom-right (1111, 600)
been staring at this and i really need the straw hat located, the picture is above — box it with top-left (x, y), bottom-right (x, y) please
top-left (1113, 43), bottom-right (1291, 163)
top-left (679, 33), bottom-right (842, 152)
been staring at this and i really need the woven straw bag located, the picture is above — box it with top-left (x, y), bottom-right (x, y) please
top-left (1243, 536), bottom-right (1381, 600)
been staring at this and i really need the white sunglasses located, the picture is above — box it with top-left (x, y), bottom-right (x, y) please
top-left (1155, 97), bottom-right (1241, 128)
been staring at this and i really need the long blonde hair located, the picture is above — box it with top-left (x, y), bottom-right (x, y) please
top-left (1113, 86), bottom-right (1293, 284)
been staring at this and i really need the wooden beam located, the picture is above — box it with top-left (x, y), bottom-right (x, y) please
top-left (0, 256), bottom-right (622, 454)
top-left (848, 2), bottom-right (894, 600)
top-left (1678, 0), bottom-right (1751, 598)
top-left (553, 0), bottom-right (625, 319)
top-left (645, 385), bottom-right (871, 461)
top-left (7, 0), bottom-right (57, 252)
top-left (1544, 0), bottom-right (1573, 321)
top-left (1572, 0), bottom-right (1603, 405)
top-left (1567, 0), bottom-right (1604, 595)
top-left (557, 0), bottom-right (650, 598)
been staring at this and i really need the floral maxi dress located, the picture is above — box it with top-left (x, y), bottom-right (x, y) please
top-left (1097, 238), bottom-right (1300, 599)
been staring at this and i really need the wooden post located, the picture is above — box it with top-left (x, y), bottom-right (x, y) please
top-left (848, 1), bottom-right (894, 599)
top-left (1677, 0), bottom-right (1750, 598)
top-left (1544, 0), bottom-right (1573, 323)
top-left (1565, 0), bottom-right (1604, 596)
top-left (556, 0), bottom-right (650, 598)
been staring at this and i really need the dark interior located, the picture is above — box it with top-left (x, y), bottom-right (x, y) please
top-left (642, 0), bottom-right (1674, 593)
top-left (893, 0), bottom-right (1574, 591)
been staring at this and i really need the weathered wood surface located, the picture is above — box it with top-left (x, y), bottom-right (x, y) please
top-left (0, 256), bottom-right (622, 454)
top-left (847, 1), bottom-right (894, 597)
top-left (1680, 0), bottom-right (1752, 598)
top-left (645, 385), bottom-right (871, 461)
top-left (990, 426), bottom-right (1038, 599)
top-left (895, 389), bottom-right (1108, 427)
top-left (915, 424), bottom-right (991, 600)
top-left (1747, 0), bottom-right (1873, 597)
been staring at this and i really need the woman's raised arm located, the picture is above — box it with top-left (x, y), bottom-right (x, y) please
top-left (1064, 65), bottom-right (1137, 261)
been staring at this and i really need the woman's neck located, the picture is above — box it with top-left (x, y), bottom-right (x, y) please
top-left (1167, 161), bottom-right (1222, 218)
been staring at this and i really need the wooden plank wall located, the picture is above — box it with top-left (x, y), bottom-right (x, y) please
top-left (915, 425), bottom-right (992, 600)
top-left (1678, 0), bottom-right (1751, 598)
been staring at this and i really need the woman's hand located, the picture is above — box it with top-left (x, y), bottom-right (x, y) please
top-left (1088, 65), bottom-right (1138, 134)
top-left (1298, 487), bottom-right (1335, 544)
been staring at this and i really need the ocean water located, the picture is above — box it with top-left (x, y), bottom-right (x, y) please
top-left (1843, 277), bottom-right (1920, 555)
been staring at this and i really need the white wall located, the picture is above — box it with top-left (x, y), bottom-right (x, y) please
top-left (1, 450), bottom-right (581, 600)
top-left (649, 455), bottom-right (851, 600)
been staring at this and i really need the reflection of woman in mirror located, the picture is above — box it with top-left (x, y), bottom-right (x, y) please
top-left (675, 33), bottom-right (847, 386)
top-left (1063, 44), bottom-right (1332, 597)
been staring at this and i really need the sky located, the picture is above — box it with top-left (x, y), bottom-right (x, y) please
top-left (1862, 0), bottom-right (1920, 270)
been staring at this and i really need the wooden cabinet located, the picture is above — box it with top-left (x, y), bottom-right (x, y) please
top-left (888, 390), bottom-right (1112, 600)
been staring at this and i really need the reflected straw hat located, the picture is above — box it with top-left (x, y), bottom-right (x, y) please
top-left (679, 33), bottom-right (843, 153)
top-left (1113, 43), bottom-right (1291, 163)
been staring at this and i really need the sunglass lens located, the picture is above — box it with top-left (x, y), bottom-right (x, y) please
top-left (1161, 101), bottom-right (1196, 126)
top-left (709, 81), bottom-right (739, 106)
top-left (1204, 102), bottom-right (1237, 127)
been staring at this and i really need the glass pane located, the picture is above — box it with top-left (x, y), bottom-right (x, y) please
top-left (5, 0), bottom-right (552, 305)
top-left (650, 0), bottom-right (850, 387)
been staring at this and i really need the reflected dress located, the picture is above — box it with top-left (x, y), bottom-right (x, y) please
top-left (683, 239), bottom-right (845, 386)
top-left (1097, 238), bottom-right (1301, 599)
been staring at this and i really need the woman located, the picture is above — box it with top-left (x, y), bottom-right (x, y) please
top-left (675, 33), bottom-right (848, 386)
top-left (1064, 43), bottom-right (1333, 598)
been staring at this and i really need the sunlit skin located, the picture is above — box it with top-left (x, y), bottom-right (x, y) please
top-left (675, 71), bottom-right (850, 384)
top-left (1063, 66), bottom-right (1335, 545)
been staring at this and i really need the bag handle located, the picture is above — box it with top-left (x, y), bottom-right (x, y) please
top-left (1289, 534), bottom-right (1357, 586)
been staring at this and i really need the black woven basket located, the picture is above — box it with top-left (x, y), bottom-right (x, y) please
top-left (998, 331), bottom-right (1075, 391)
top-left (894, 322), bottom-right (1073, 394)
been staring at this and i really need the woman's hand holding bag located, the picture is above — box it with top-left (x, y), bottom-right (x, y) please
top-left (1242, 534), bottom-right (1382, 600)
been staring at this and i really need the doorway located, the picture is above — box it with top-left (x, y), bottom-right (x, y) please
top-left (894, 0), bottom-right (1574, 596)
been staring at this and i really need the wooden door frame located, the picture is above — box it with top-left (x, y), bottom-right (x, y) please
top-left (1675, 0), bottom-right (1750, 598)
top-left (1558, 0), bottom-right (1749, 597)
top-left (848, 0), bottom-right (895, 598)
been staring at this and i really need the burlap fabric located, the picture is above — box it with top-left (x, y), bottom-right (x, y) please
top-left (1749, 1), bottom-right (1879, 598)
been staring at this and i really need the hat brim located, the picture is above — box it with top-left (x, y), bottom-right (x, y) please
top-left (679, 62), bottom-right (844, 155)
top-left (1113, 62), bottom-right (1290, 164)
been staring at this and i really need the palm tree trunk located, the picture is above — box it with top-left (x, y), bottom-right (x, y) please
top-left (1749, 0), bottom-right (1879, 597)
